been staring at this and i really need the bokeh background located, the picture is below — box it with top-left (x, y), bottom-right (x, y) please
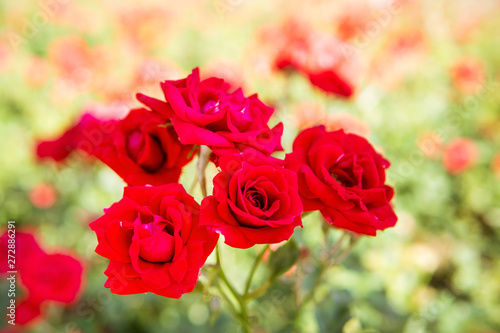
top-left (1, 0), bottom-right (500, 332)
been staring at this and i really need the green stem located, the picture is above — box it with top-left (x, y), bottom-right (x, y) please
top-left (246, 280), bottom-right (271, 299)
top-left (216, 244), bottom-right (240, 300)
top-left (244, 245), bottom-right (270, 295)
top-left (294, 234), bottom-right (358, 321)
top-left (215, 282), bottom-right (242, 322)
top-left (216, 244), bottom-right (250, 333)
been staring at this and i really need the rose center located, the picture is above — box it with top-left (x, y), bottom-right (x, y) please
top-left (329, 169), bottom-right (356, 188)
top-left (201, 99), bottom-right (221, 114)
top-left (246, 188), bottom-right (267, 210)
top-left (138, 222), bottom-right (175, 263)
top-left (126, 131), bottom-right (167, 173)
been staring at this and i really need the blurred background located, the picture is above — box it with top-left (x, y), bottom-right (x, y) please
top-left (1, 0), bottom-right (500, 332)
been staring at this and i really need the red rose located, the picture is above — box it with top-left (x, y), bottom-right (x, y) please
top-left (36, 113), bottom-right (103, 162)
top-left (299, 34), bottom-right (359, 98)
top-left (20, 253), bottom-right (83, 304)
top-left (0, 231), bottom-right (83, 326)
top-left (285, 126), bottom-right (397, 236)
top-left (0, 232), bottom-right (43, 273)
top-left (136, 68), bottom-right (283, 156)
top-left (200, 149), bottom-right (303, 249)
top-left (89, 184), bottom-right (219, 298)
top-left (258, 19), bottom-right (359, 98)
top-left (92, 108), bottom-right (195, 185)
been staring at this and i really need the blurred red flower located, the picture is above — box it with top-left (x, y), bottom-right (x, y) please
top-left (334, 2), bottom-right (373, 41)
top-left (451, 58), bottom-right (485, 95)
top-left (48, 36), bottom-right (95, 79)
top-left (442, 138), bottom-right (479, 174)
top-left (0, 231), bottom-right (83, 326)
top-left (28, 183), bottom-right (58, 209)
top-left (36, 107), bottom-right (194, 186)
top-left (258, 19), bottom-right (360, 98)
top-left (36, 112), bottom-right (104, 162)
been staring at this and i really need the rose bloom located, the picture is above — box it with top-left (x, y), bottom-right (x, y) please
top-left (201, 149), bottom-right (303, 249)
top-left (92, 108), bottom-right (195, 186)
top-left (258, 19), bottom-right (360, 98)
top-left (0, 231), bottom-right (83, 326)
top-left (37, 108), bottom-right (194, 186)
top-left (285, 126), bottom-right (397, 236)
top-left (260, 19), bottom-right (311, 71)
top-left (137, 68), bottom-right (283, 156)
top-left (442, 138), bottom-right (479, 174)
top-left (302, 33), bottom-right (360, 98)
top-left (36, 113), bottom-right (103, 162)
top-left (90, 184), bottom-right (219, 298)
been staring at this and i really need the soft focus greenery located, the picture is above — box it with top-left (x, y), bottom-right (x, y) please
top-left (1, 0), bottom-right (500, 332)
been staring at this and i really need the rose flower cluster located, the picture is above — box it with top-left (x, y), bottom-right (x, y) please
top-left (37, 68), bottom-right (397, 299)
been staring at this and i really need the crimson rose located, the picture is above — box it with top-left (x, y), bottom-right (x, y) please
top-left (89, 184), bottom-right (219, 298)
top-left (285, 126), bottom-right (397, 236)
top-left (136, 68), bottom-right (283, 156)
top-left (92, 108), bottom-right (195, 186)
top-left (200, 150), bottom-right (303, 249)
